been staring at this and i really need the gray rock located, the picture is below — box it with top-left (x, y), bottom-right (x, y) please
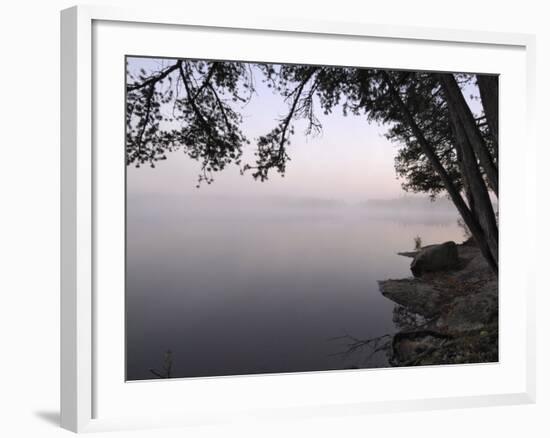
top-left (390, 330), bottom-right (451, 365)
top-left (410, 241), bottom-right (459, 277)
top-left (436, 292), bottom-right (498, 333)
top-left (393, 305), bottom-right (427, 331)
top-left (380, 242), bottom-right (498, 366)
top-left (397, 251), bottom-right (419, 258)
top-left (379, 279), bottom-right (443, 317)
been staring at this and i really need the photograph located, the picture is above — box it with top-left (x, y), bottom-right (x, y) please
top-left (125, 56), bottom-right (499, 380)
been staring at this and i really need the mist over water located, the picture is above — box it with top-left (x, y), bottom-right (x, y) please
top-left (126, 194), bottom-right (464, 380)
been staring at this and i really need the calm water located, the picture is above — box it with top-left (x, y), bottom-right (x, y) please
top-left (126, 195), bottom-right (463, 380)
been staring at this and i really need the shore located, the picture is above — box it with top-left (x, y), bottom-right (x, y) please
top-left (379, 241), bottom-right (498, 366)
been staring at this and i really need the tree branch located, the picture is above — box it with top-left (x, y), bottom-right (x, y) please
top-left (127, 61), bottom-right (181, 92)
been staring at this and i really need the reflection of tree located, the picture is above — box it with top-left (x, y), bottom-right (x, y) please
top-left (127, 59), bottom-right (498, 271)
top-left (149, 349), bottom-right (173, 379)
top-left (328, 332), bottom-right (392, 368)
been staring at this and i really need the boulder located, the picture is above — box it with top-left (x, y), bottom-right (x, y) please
top-left (410, 241), bottom-right (459, 277)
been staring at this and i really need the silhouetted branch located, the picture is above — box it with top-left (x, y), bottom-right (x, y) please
top-left (328, 332), bottom-right (392, 366)
top-left (189, 63), bottom-right (217, 102)
top-left (207, 83), bottom-right (231, 131)
top-left (127, 61), bottom-right (181, 92)
top-left (135, 83), bottom-right (155, 151)
top-left (243, 67), bottom-right (317, 180)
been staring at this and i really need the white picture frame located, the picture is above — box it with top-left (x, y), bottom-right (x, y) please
top-left (61, 4), bottom-right (537, 433)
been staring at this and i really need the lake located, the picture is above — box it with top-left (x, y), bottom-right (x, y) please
top-left (126, 194), bottom-right (464, 380)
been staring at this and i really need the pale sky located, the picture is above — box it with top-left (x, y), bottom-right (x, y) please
top-left (126, 57), bottom-right (480, 203)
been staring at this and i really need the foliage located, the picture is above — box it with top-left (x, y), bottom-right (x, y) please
top-left (127, 60), bottom-right (252, 186)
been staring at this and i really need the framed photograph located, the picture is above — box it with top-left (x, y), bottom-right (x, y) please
top-left (61, 5), bottom-right (536, 433)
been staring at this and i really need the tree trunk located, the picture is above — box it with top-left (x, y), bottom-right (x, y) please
top-left (453, 124), bottom-right (477, 217)
top-left (437, 74), bottom-right (499, 197)
top-left (447, 105), bottom-right (499, 267)
top-left (381, 72), bottom-right (498, 273)
top-left (476, 74), bottom-right (499, 153)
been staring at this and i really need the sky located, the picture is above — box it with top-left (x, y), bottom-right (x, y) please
top-left (126, 57), bottom-right (481, 204)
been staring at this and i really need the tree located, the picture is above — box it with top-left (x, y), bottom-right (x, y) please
top-left (365, 70), bottom-right (498, 271)
top-left (126, 59), bottom-right (252, 186)
top-left (126, 59), bottom-right (499, 272)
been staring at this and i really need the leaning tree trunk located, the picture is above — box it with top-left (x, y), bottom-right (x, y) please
top-left (453, 123), bottom-right (478, 220)
top-left (476, 74), bottom-right (499, 153)
top-left (381, 71), bottom-right (498, 273)
top-left (447, 105), bottom-right (499, 268)
top-left (437, 74), bottom-right (499, 198)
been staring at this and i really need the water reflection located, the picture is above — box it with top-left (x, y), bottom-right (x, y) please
top-left (149, 350), bottom-right (173, 379)
top-left (328, 332), bottom-right (392, 369)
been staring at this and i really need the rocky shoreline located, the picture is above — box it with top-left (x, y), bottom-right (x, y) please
top-left (379, 241), bottom-right (498, 367)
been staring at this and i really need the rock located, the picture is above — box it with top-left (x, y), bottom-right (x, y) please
top-left (392, 305), bottom-right (427, 331)
top-left (397, 251), bottom-right (419, 258)
top-left (453, 251), bottom-right (491, 282)
top-left (410, 241), bottom-right (459, 277)
top-left (379, 242), bottom-right (498, 367)
top-left (390, 330), bottom-right (451, 366)
top-left (379, 279), bottom-right (443, 317)
top-left (436, 291), bottom-right (498, 333)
